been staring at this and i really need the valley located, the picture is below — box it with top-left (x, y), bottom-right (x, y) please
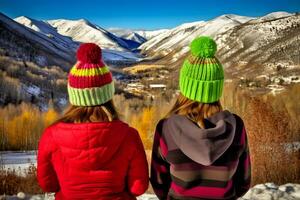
top-left (1, 11), bottom-right (300, 109)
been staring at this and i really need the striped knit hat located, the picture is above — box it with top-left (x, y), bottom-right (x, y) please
top-left (179, 36), bottom-right (224, 103)
top-left (68, 43), bottom-right (114, 106)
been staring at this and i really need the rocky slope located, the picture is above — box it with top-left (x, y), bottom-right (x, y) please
top-left (136, 12), bottom-right (300, 93)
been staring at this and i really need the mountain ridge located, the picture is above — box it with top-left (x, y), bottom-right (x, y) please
top-left (0, 11), bottom-right (299, 108)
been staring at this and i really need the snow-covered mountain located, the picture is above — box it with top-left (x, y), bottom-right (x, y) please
top-left (136, 12), bottom-right (300, 92)
top-left (107, 28), bottom-right (133, 37)
top-left (14, 16), bottom-right (79, 51)
top-left (1, 11), bottom-right (299, 106)
top-left (135, 29), bottom-right (169, 40)
top-left (249, 11), bottom-right (292, 23)
top-left (109, 28), bottom-right (168, 41)
top-left (46, 19), bottom-right (134, 51)
top-left (123, 32), bottom-right (147, 44)
top-left (138, 14), bottom-right (254, 57)
top-left (109, 31), bottom-right (147, 49)
top-left (139, 12), bottom-right (299, 71)
top-left (13, 16), bottom-right (142, 64)
top-left (215, 12), bottom-right (300, 78)
top-left (0, 13), bottom-right (75, 69)
top-left (107, 28), bottom-right (147, 44)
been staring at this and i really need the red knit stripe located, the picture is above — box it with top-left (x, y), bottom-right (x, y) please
top-left (68, 72), bottom-right (113, 88)
top-left (160, 135), bottom-right (168, 157)
top-left (170, 180), bottom-right (233, 198)
top-left (76, 61), bottom-right (106, 69)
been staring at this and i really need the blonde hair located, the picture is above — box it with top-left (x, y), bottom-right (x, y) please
top-left (54, 100), bottom-right (119, 124)
top-left (166, 93), bottom-right (222, 128)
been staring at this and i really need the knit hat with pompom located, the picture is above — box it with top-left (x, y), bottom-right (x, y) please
top-left (68, 43), bottom-right (114, 106)
top-left (179, 36), bottom-right (224, 103)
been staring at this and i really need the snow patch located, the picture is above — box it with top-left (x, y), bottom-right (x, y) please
top-left (1, 183), bottom-right (300, 200)
top-left (283, 142), bottom-right (300, 153)
top-left (0, 151), bottom-right (37, 174)
top-left (22, 84), bottom-right (41, 96)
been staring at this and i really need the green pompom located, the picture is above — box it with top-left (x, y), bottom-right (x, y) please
top-left (190, 36), bottom-right (217, 58)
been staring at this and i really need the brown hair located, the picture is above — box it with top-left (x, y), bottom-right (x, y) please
top-left (166, 93), bottom-right (223, 128)
top-left (54, 100), bottom-right (119, 124)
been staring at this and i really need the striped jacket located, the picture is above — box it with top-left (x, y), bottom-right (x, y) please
top-left (150, 111), bottom-right (251, 200)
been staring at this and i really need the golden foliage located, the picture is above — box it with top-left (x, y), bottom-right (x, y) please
top-left (0, 84), bottom-right (299, 185)
top-left (43, 107), bottom-right (59, 127)
top-left (130, 107), bottom-right (156, 149)
top-left (0, 103), bottom-right (60, 150)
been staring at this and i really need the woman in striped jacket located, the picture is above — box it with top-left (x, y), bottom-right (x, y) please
top-left (150, 36), bottom-right (251, 200)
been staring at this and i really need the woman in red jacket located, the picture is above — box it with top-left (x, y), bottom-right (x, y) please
top-left (37, 43), bottom-right (149, 200)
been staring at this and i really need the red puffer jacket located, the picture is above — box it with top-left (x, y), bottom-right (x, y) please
top-left (37, 120), bottom-right (149, 200)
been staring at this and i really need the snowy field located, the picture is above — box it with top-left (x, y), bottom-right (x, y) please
top-left (0, 151), bottom-right (37, 175)
top-left (0, 151), bottom-right (299, 200)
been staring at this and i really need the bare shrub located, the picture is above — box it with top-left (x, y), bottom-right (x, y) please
top-left (0, 165), bottom-right (42, 195)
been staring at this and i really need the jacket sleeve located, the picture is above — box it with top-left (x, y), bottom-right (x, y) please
top-left (127, 128), bottom-right (149, 196)
top-left (37, 127), bottom-right (60, 192)
top-left (234, 124), bottom-right (251, 198)
top-left (150, 120), bottom-right (171, 200)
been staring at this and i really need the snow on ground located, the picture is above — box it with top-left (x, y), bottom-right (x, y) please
top-left (240, 183), bottom-right (300, 200)
top-left (283, 142), bottom-right (300, 153)
top-left (1, 183), bottom-right (300, 200)
top-left (22, 85), bottom-right (41, 96)
top-left (0, 193), bottom-right (160, 200)
top-left (0, 151), bottom-right (37, 174)
top-left (57, 98), bottom-right (68, 107)
top-left (1, 152), bottom-right (300, 199)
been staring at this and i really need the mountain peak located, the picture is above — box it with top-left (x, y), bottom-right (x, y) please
top-left (15, 16), bottom-right (35, 23)
top-left (176, 21), bottom-right (205, 30)
top-left (260, 11), bottom-right (292, 20)
top-left (15, 15), bottom-right (30, 20)
top-left (213, 14), bottom-right (254, 24)
top-left (77, 18), bottom-right (92, 25)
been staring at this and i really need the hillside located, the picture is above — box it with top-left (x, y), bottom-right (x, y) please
top-left (0, 13), bottom-right (75, 70)
top-left (135, 12), bottom-right (300, 94)
top-left (138, 14), bottom-right (253, 57)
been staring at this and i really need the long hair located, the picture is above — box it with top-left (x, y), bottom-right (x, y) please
top-left (54, 100), bottom-right (119, 124)
top-left (166, 93), bottom-right (223, 128)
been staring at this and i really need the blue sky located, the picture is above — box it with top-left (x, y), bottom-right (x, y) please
top-left (1, 0), bottom-right (299, 30)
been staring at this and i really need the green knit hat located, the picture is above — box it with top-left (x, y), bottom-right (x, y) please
top-left (179, 36), bottom-right (224, 103)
